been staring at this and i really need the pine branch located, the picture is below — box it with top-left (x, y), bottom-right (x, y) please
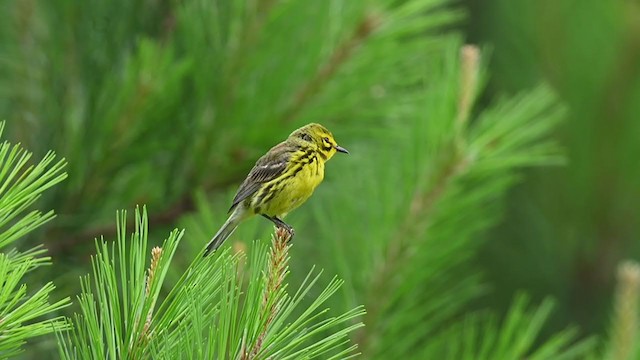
top-left (606, 260), bottom-right (640, 360)
top-left (0, 122), bottom-right (67, 250)
top-left (0, 254), bottom-right (71, 358)
top-left (0, 121), bottom-right (70, 357)
top-left (243, 228), bottom-right (291, 360)
top-left (357, 45), bottom-right (479, 353)
top-left (131, 246), bottom-right (162, 350)
top-left (281, 11), bottom-right (382, 123)
top-left (359, 151), bottom-right (471, 345)
top-left (456, 45), bottom-right (481, 147)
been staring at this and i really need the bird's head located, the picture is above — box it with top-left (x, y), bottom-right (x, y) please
top-left (289, 123), bottom-right (349, 161)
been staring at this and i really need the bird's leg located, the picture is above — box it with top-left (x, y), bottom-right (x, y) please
top-left (261, 214), bottom-right (278, 227)
top-left (261, 215), bottom-right (295, 240)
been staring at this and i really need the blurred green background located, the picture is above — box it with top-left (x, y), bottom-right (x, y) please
top-left (1, 0), bottom-right (639, 358)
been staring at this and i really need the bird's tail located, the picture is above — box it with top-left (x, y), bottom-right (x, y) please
top-left (203, 210), bottom-right (244, 256)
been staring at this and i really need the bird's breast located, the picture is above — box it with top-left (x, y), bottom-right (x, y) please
top-left (297, 156), bottom-right (324, 194)
top-left (282, 156), bottom-right (324, 211)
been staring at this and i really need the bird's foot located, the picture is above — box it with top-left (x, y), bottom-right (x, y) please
top-left (275, 221), bottom-right (294, 240)
top-left (284, 226), bottom-right (295, 243)
top-left (274, 226), bottom-right (294, 243)
top-left (262, 214), bottom-right (295, 242)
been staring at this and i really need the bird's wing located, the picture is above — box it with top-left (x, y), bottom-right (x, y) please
top-left (229, 143), bottom-right (291, 212)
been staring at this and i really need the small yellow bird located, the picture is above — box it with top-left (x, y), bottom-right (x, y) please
top-left (204, 123), bottom-right (348, 255)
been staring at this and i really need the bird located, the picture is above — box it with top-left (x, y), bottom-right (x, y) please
top-left (203, 123), bottom-right (349, 255)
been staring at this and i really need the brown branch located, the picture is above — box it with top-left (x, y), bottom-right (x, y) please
top-left (241, 227), bottom-right (291, 360)
top-left (281, 12), bottom-right (382, 123)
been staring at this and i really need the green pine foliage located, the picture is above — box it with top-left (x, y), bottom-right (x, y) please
top-left (469, 0), bottom-right (640, 338)
top-left (275, 44), bottom-right (593, 358)
top-left (2, 0), bottom-right (640, 359)
top-left (57, 208), bottom-right (364, 359)
top-left (0, 122), bottom-right (70, 357)
top-left (425, 294), bottom-right (597, 359)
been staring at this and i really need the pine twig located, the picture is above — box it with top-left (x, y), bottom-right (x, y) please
top-left (456, 45), bottom-right (480, 146)
top-left (608, 260), bottom-right (640, 360)
top-left (130, 246), bottom-right (163, 355)
top-left (241, 227), bottom-right (291, 360)
top-left (144, 247), bottom-right (163, 337)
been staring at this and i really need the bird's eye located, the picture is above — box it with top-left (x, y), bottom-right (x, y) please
top-left (323, 137), bottom-right (330, 143)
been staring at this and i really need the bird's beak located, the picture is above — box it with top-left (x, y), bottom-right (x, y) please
top-left (335, 145), bottom-right (349, 154)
